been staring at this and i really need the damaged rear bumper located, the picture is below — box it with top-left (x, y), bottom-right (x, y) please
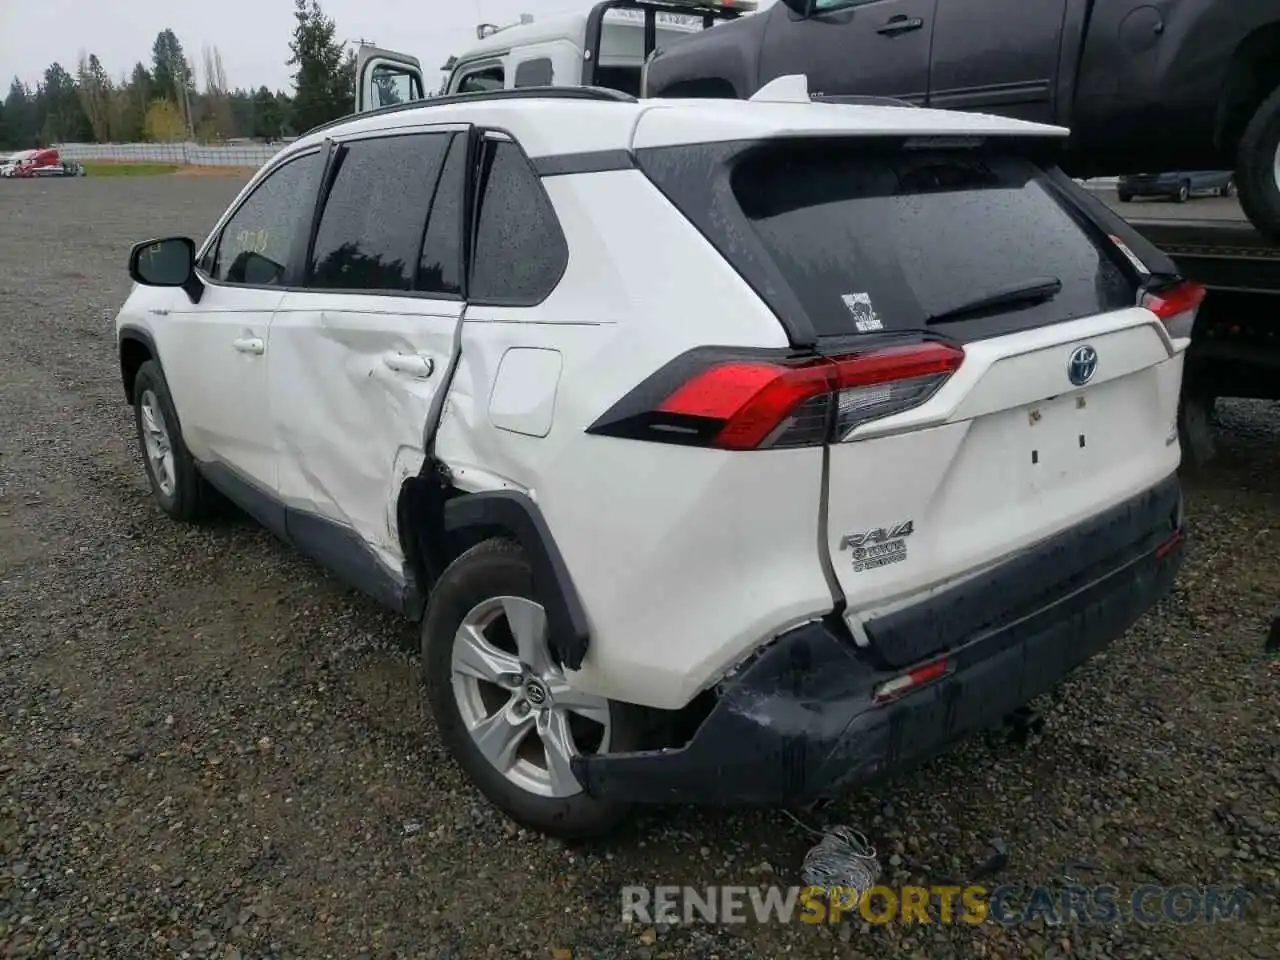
top-left (572, 477), bottom-right (1185, 805)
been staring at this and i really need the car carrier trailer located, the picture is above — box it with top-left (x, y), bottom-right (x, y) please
top-left (1121, 214), bottom-right (1280, 464)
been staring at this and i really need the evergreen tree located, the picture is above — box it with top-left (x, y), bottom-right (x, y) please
top-left (288, 0), bottom-right (354, 132)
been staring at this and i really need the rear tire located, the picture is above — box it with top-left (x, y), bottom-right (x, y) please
top-left (1236, 84), bottom-right (1280, 245)
top-left (1177, 389), bottom-right (1217, 470)
top-left (1219, 178), bottom-right (1236, 198)
top-left (131, 360), bottom-right (219, 522)
top-left (1118, 191), bottom-right (1133, 203)
top-left (1175, 181), bottom-right (1190, 203)
top-left (421, 538), bottom-right (643, 839)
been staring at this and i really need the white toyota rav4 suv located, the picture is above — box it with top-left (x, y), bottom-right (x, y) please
top-left (115, 80), bottom-right (1197, 839)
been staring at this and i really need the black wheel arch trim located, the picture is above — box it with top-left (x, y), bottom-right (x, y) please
top-left (443, 490), bottom-right (590, 671)
top-left (117, 325), bottom-right (161, 403)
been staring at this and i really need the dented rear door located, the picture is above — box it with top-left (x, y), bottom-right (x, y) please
top-left (267, 127), bottom-right (468, 571)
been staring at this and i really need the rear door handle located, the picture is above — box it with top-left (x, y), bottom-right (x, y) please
top-left (382, 351), bottom-right (435, 378)
top-left (877, 15), bottom-right (924, 35)
top-left (232, 336), bottom-right (265, 355)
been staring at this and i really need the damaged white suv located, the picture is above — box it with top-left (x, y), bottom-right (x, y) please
top-left (115, 79), bottom-right (1196, 839)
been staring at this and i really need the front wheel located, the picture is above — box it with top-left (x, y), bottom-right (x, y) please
top-left (1118, 191), bottom-right (1134, 203)
top-left (1236, 85), bottom-right (1280, 244)
top-left (131, 360), bottom-right (219, 522)
top-left (421, 539), bottom-right (643, 839)
top-left (1175, 181), bottom-right (1191, 203)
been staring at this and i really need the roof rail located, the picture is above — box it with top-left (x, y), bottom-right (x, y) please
top-left (811, 94), bottom-right (920, 108)
top-left (303, 86), bottom-right (638, 139)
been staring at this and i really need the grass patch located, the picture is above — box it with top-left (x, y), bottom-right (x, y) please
top-left (82, 162), bottom-right (181, 177)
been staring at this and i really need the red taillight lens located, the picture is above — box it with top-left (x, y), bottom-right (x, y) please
top-left (588, 342), bottom-right (964, 450)
top-left (1141, 280), bottom-right (1206, 341)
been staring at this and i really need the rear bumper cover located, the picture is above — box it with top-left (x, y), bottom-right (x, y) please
top-left (573, 475), bottom-right (1184, 805)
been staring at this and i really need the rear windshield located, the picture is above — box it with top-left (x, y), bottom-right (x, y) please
top-left (729, 140), bottom-right (1136, 340)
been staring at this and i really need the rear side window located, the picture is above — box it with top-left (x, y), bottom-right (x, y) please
top-left (469, 138), bottom-right (568, 304)
top-left (514, 58), bottom-right (554, 87)
top-left (308, 132), bottom-right (451, 292)
top-left (729, 141), bottom-right (1135, 340)
top-left (209, 151), bottom-right (322, 286)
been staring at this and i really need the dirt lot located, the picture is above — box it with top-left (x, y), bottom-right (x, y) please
top-left (0, 175), bottom-right (1278, 960)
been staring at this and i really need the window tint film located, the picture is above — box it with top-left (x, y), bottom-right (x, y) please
top-left (211, 151), bottom-right (322, 286)
top-left (470, 139), bottom-right (568, 304)
top-left (730, 141), bottom-right (1135, 340)
top-left (309, 133), bottom-right (451, 292)
top-left (418, 133), bottom-right (465, 296)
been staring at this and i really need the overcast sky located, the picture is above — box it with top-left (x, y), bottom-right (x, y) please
top-left (0, 0), bottom-right (773, 95)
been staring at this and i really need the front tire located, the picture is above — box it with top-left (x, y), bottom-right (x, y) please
top-left (131, 360), bottom-right (218, 522)
top-left (1118, 191), bottom-right (1134, 203)
top-left (421, 539), bottom-right (642, 839)
top-left (1236, 85), bottom-right (1280, 244)
top-left (1175, 181), bottom-right (1190, 203)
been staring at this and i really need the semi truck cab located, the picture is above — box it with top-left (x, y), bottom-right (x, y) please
top-left (351, 0), bottom-right (755, 112)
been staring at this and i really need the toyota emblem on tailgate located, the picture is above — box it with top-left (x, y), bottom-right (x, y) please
top-left (1068, 345), bottom-right (1098, 386)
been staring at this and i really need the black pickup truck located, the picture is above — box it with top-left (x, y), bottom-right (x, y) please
top-left (642, 0), bottom-right (1280, 245)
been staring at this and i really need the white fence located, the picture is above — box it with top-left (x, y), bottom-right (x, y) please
top-left (53, 141), bottom-right (285, 167)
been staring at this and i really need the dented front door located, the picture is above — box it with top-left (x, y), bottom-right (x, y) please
top-left (265, 128), bottom-right (468, 573)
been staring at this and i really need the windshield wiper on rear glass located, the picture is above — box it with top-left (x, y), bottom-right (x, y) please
top-left (925, 276), bottom-right (1063, 325)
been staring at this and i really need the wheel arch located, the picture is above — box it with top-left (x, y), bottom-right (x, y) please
top-left (1215, 21), bottom-right (1280, 154)
top-left (118, 325), bottom-right (160, 405)
top-left (397, 474), bottom-right (592, 671)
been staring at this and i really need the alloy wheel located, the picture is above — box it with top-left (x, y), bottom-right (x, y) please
top-left (450, 595), bottom-right (611, 798)
top-left (139, 389), bottom-right (176, 498)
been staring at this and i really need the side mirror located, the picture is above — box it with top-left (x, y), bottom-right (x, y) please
top-left (129, 237), bottom-right (204, 303)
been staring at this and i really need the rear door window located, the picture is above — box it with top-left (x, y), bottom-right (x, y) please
top-left (307, 132), bottom-right (451, 292)
top-left (729, 140), bottom-right (1135, 341)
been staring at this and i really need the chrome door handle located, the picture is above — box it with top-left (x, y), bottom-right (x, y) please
top-left (382, 352), bottom-right (434, 378)
top-left (232, 336), bottom-right (265, 355)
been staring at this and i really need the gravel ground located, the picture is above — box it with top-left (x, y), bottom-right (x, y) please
top-left (1, 175), bottom-right (1278, 960)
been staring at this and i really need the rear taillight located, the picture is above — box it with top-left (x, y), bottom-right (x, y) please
top-left (1141, 280), bottom-right (1206, 341)
top-left (587, 342), bottom-right (964, 450)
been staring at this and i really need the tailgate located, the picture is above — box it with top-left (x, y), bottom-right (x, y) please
top-left (824, 309), bottom-right (1183, 667)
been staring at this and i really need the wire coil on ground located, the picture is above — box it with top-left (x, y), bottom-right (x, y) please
top-left (799, 825), bottom-right (882, 898)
